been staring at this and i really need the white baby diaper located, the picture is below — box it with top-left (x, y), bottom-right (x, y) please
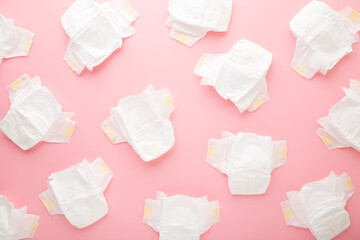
top-left (290, 1), bottom-right (360, 79)
top-left (39, 157), bottom-right (113, 229)
top-left (61, 0), bottom-right (139, 74)
top-left (206, 131), bottom-right (287, 195)
top-left (0, 195), bottom-right (39, 240)
top-left (102, 85), bottom-right (175, 162)
top-left (143, 191), bottom-right (220, 240)
top-left (194, 39), bottom-right (272, 113)
top-left (166, 0), bottom-right (232, 47)
top-left (0, 15), bottom-right (34, 65)
top-left (281, 172), bottom-right (355, 240)
top-left (0, 74), bottom-right (76, 150)
top-left (317, 80), bottom-right (360, 152)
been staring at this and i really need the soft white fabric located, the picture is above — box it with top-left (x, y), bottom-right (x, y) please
top-left (166, 0), bottom-right (232, 47)
top-left (206, 131), bottom-right (287, 195)
top-left (316, 80), bottom-right (360, 152)
top-left (143, 191), bottom-right (220, 240)
top-left (0, 15), bottom-right (34, 65)
top-left (61, 0), bottom-right (139, 74)
top-left (289, 1), bottom-right (360, 79)
top-left (0, 195), bottom-right (39, 240)
top-left (101, 85), bottom-right (175, 162)
top-left (281, 172), bottom-right (355, 240)
top-left (39, 158), bottom-right (113, 229)
top-left (0, 74), bottom-right (76, 150)
top-left (194, 39), bottom-right (272, 113)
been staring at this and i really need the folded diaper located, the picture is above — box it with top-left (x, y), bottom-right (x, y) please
top-left (207, 131), bottom-right (287, 195)
top-left (0, 15), bottom-right (34, 65)
top-left (62, 0), bottom-right (138, 74)
top-left (317, 79), bottom-right (360, 152)
top-left (281, 172), bottom-right (355, 240)
top-left (0, 74), bottom-right (76, 150)
top-left (39, 157), bottom-right (113, 229)
top-left (166, 0), bottom-right (232, 47)
top-left (143, 191), bottom-right (220, 240)
top-left (102, 85), bottom-right (175, 162)
top-left (0, 195), bottom-right (39, 240)
top-left (290, 1), bottom-right (360, 79)
top-left (194, 39), bottom-right (272, 113)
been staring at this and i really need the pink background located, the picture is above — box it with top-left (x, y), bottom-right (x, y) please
top-left (0, 0), bottom-right (360, 239)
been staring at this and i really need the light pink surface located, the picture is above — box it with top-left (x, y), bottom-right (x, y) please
top-left (0, 0), bottom-right (359, 239)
